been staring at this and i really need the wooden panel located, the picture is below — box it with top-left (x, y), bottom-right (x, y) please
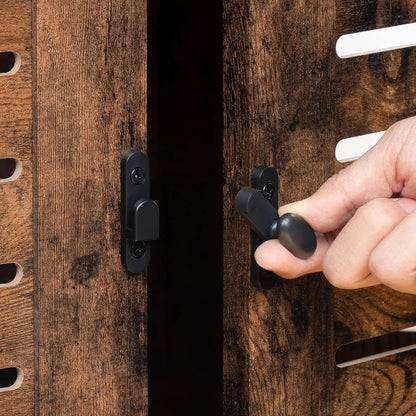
top-left (224, 0), bottom-right (416, 414)
top-left (333, 2), bottom-right (416, 413)
top-left (334, 1), bottom-right (416, 347)
top-left (335, 351), bottom-right (416, 415)
top-left (223, 0), bottom-right (336, 414)
top-left (35, 0), bottom-right (148, 414)
top-left (334, 287), bottom-right (416, 348)
top-left (0, 1), bottom-right (34, 415)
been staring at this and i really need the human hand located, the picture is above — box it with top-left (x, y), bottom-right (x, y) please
top-left (255, 117), bottom-right (416, 294)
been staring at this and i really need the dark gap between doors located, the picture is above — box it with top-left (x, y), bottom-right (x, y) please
top-left (148, 0), bottom-right (223, 415)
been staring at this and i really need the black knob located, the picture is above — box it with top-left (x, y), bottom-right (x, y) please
top-left (129, 199), bottom-right (160, 242)
top-left (235, 187), bottom-right (278, 240)
top-left (235, 187), bottom-right (317, 259)
top-left (277, 213), bottom-right (317, 259)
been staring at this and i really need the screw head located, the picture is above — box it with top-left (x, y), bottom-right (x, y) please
top-left (131, 241), bottom-right (146, 259)
top-left (262, 182), bottom-right (275, 200)
top-left (130, 167), bottom-right (145, 184)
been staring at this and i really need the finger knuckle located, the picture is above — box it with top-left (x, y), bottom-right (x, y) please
top-left (386, 117), bottom-right (416, 147)
top-left (368, 247), bottom-right (398, 285)
top-left (388, 117), bottom-right (416, 136)
top-left (322, 255), bottom-right (353, 289)
top-left (355, 198), bottom-right (401, 228)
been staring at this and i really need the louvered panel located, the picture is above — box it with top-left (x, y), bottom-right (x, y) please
top-left (0, 0), bottom-right (34, 415)
top-left (334, 0), bottom-right (416, 347)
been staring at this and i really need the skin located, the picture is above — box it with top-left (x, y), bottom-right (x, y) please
top-left (255, 116), bottom-right (416, 294)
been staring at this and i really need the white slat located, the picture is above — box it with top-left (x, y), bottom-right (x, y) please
top-left (335, 131), bottom-right (385, 163)
top-left (336, 22), bottom-right (416, 58)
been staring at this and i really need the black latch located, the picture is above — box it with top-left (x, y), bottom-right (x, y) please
top-left (235, 166), bottom-right (317, 289)
top-left (121, 151), bottom-right (159, 274)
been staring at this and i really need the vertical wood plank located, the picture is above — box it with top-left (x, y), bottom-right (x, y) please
top-left (333, 1), bottom-right (416, 413)
top-left (35, 0), bottom-right (148, 414)
top-left (0, 1), bottom-right (34, 414)
top-left (223, 0), bottom-right (336, 414)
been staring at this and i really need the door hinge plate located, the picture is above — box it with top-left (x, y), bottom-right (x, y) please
top-left (121, 150), bottom-right (159, 274)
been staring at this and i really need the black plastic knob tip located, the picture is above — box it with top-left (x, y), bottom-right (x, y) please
top-left (277, 213), bottom-right (317, 259)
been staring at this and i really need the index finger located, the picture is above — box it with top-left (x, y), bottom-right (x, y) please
top-left (279, 119), bottom-right (412, 232)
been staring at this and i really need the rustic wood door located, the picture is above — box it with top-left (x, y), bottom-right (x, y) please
top-left (3, 0), bottom-right (416, 415)
top-left (0, 0), bottom-right (148, 414)
top-left (224, 1), bottom-right (416, 415)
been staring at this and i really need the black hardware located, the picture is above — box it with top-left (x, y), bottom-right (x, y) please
top-left (235, 165), bottom-right (317, 290)
top-left (235, 187), bottom-right (279, 241)
top-left (236, 166), bottom-right (279, 290)
top-left (277, 213), bottom-right (317, 259)
top-left (121, 151), bottom-right (159, 273)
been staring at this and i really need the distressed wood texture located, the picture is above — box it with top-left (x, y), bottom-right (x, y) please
top-left (35, 0), bottom-right (148, 414)
top-left (334, 2), bottom-right (416, 414)
top-left (0, 1), bottom-right (34, 415)
top-left (334, 2), bottom-right (416, 345)
top-left (224, 0), bottom-right (336, 414)
top-left (224, 0), bottom-right (416, 415)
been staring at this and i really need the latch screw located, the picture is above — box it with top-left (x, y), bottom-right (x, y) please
top-left (131, 241), bottom-right (146, 259)
top-left (262, 182), bottom-right (275, 200)
top-left (130, 167), bottom-right (145, 184)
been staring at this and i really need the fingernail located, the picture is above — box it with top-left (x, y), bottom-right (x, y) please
top-left (278, 200), bottom-right (307, 217)
top-left (395, 197), bottom-right (416, 214)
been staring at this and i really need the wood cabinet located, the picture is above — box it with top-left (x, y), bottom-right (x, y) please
top-left (1, 0), bottom-right (416, 414)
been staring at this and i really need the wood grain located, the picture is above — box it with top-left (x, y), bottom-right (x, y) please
top-left (224, 0), bottom-right (336, 414)
top-left (334, 1), bottom-right (416, 346)
top-left (335, 351), bottom-right (416, 415)
top-left (334, 287), bottom-right (416, 349)
top-left (334, 0), bottom-right (416, 135)
top-left (224, 0), bottom-right (416, 414)
top-left (35, 0), bottom-right (148, 414)
top-left (0, 0), bottom-right (34, 414)
top-left (333, 2), bottom-right (416, 413)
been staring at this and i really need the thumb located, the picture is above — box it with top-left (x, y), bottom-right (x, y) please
top-left (279, 124), bottom-right (404, 233)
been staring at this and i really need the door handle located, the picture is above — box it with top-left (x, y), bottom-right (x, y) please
top-left (234, 166), bottom-right (316, 288)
